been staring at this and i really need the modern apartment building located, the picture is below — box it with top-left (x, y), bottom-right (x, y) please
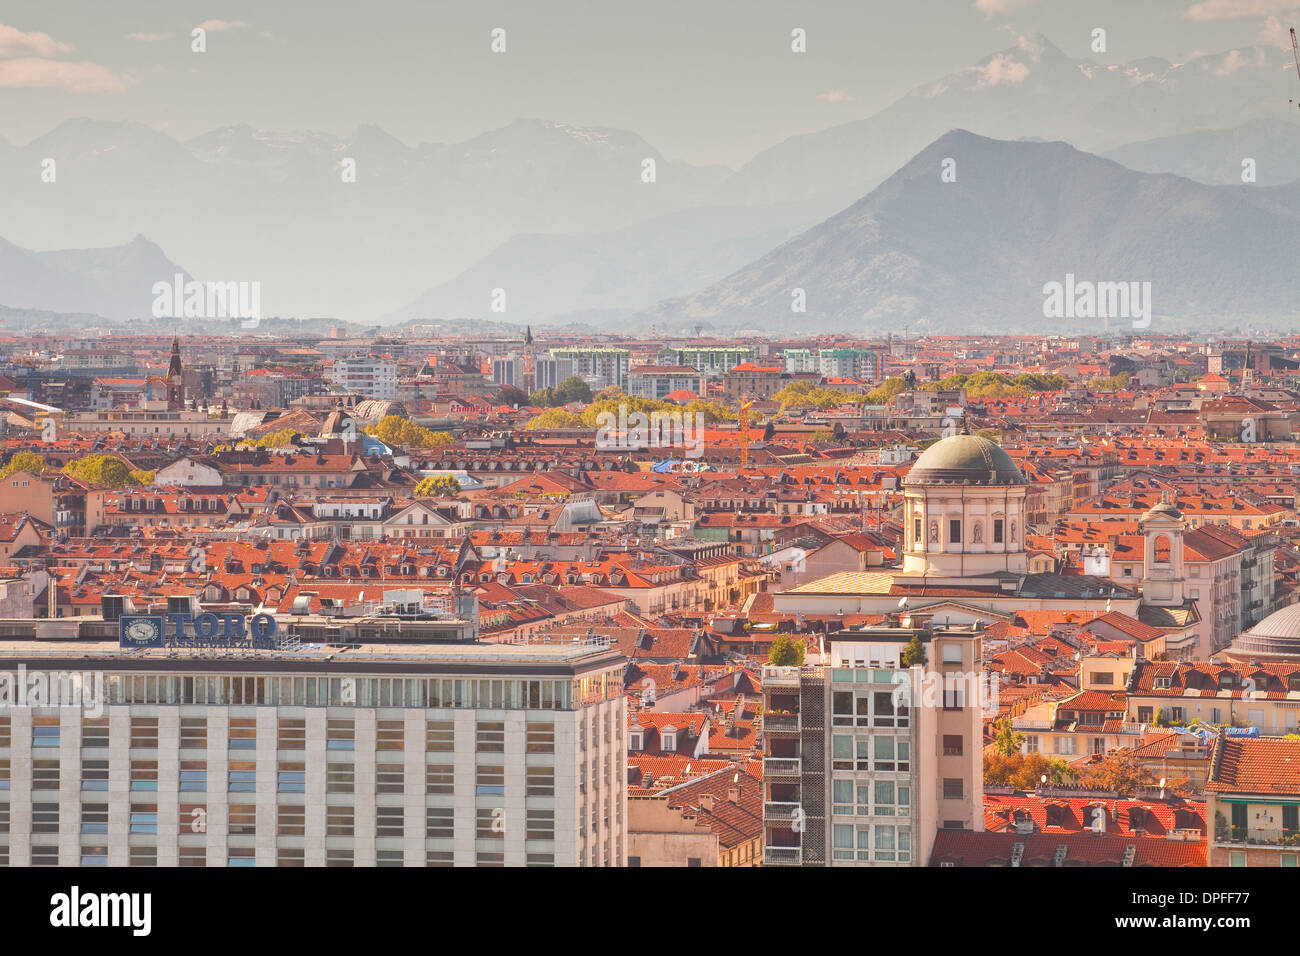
top-left (329, 358), bottom-right (398, 400)
top-left (761, 617), bottom-right (986, 866)
top-left (549, 349), bottom-right (629, 390)
top-left (626, 365), bottom-right (705, 401)
top-left (491, 356), bottom-right (523, 388)
top-left (658, 346), bottom-right (755, 379)
top-left (533, 357), bottom-right (576, 391)
top-left (0, 615), bottom-right (626, 867)
top-left (817, 348), bottom-right (882, 382)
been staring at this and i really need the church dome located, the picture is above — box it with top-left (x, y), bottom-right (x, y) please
top-left (1142, 500), bottom-right (1183, 521)
top-left (904, 433), bottom-right (1023, 486)
top-left (1227, 603), bottom-right (1300, 662)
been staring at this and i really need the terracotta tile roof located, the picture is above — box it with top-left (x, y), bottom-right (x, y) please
top-left (1206, 736), bottom-right (1300, 796)
top-left (929, 829), bottom-right (1205, 867)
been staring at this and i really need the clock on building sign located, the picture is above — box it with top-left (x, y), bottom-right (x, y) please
top-left (119, 615), bottom-right (165, 648)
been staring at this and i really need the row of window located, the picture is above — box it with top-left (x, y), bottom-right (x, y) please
top-left (3, 759), bottom-right (557, 796)
top-left (832, 780), bottom-right (912, 817)
top-left (4, 716), bottom-right (556, 754)
top-left (832, 824), bottom-right (913, 863)
top-left (831, 735), bottom-right (912, 772)
top-left (831, 691), bottom-right (911, 728)
top-left (29, 802), bottom-right (559, 842)
top-left (31, 845), bottom-right (556, 867)
top-left (70, 675), bottom-right (589, 710)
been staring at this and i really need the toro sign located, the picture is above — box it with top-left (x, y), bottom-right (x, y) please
top-left (119, 613), bottom-right (279, 650)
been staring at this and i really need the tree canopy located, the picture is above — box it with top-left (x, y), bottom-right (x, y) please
top-left (414, 475), bottom-right (462, 496)
top-left (364, 415), bottom-right (454, 449)
top-left (0, 451), bottom-right (46, 479)
top-left (768, 635), bottom-right (805, 666)
top-left (62, 454), bottom-right (144, 489)
top-left (529, 376), bottom-right (593, 407)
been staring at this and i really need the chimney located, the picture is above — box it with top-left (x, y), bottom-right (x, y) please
top-left (699, 794), bottom-right (715, 813)
top-left (727, 787), bottom-right (740, 804)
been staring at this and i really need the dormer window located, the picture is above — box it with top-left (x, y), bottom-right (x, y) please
top-left (1154, 677), bottom-right (1172, 689)
top-left (629, 732), bottom-right (642, 751)
top-left (661, 728), bottom-right (677, 752)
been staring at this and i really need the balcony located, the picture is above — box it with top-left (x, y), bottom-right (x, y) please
top-left (763, 713), bottom-right (800, 734)
top-left (763, 666), bottom-right (803, 688)
top-left (763, 845), bottom-right (802, 866)
top-left (1214, 825), bottom-right (1300, 848)
top-left (764, 757), bottom-right (801, 779)
top-left (764, 801), bottom-right (801, 820)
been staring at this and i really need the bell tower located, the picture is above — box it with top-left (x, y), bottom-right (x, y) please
top-left (166, 336), bottom-right (184, 411)
top-left (1139, 499), bottom-right (1186, 607)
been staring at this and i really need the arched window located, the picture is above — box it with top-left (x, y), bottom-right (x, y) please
top-left (1154, 535), bottom-right (1172, 564)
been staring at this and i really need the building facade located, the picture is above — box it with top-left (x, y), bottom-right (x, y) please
top-left (0, 623), bottom-right (625, 867)
top-left (761, 619), bottom-right (985, 866)
top-left (329, 359), bottom-right (398, 400)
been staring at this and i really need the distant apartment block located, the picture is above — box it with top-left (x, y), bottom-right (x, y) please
top-left (658, 346), bottom-right (755, 379)
top-left (626, 365), bottom-right (705, 401)
top-left (329, 358), bottom-right (398, 400)
top-left (533, 357), bottom-right (576, 391)
top-left (549, 349), bottom-right (629, 390)
top-left (492, 357), bottom-right (523, 388)
top-left (724, 364), bottom-right (783, 400)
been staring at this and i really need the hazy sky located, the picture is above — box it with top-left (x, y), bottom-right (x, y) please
top-left (0, 0), bottom-right (1293, 167)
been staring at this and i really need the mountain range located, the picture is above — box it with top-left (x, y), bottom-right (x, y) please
top-left (0, 235), bottom-right (190, 322)
top-left (2, 33), bottom-right (1299, 327)
top-left (638, 129), bottom-right (1300, 333)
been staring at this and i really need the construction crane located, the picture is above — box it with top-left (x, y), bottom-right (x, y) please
top-left (739, 396), bottom-right (753, 470)
top-left (1292, 28), bottom-right (1300, 105)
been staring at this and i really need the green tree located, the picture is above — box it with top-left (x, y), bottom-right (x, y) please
top-left (364, 415), bottom-right (453, 449)
top-left (683, 400), bottom-right (736, 423)
top-left (496, 385), bottom-right (529, 407)
top-left (901, 634), bottom-right (928, 668)
top-left (1076, 751), bottom-right (1160, 795)
top-left (984, 751), bottom-right (1078, 789)
top-left (1012, 372), bottom-right (1069, 392)
top-left (768, 635), bottom-right (805, 666)
top-left (0, 451), bottom-right (46, 478)
top-left (128, 469), bottom-right (156, 486)
top-left (253, 428), bottom-right (301, 448)
top-left (1089, 372), bottom-right (1132, 392)
top-left (865, 377), bottom-right (908, 406)
top-left (62, 454), bottom-right (137, 488)
top-left (527, 408), bottom-right (585, 429)
top-left (414, 475), bottom-right (462, 496)
top-left (529, 375), bottom-right (593, 407)
top-left (993, 718), bottom-right (1026, 757)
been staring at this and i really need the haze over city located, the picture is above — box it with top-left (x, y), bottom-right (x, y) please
top-left (0, 0), bottom-right (1295, 914)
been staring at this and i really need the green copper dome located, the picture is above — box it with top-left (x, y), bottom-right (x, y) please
top-left (904, 434), bottom-right (1023, 486)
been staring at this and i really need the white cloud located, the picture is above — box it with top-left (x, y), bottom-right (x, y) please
top-left (973, 53), bottom-right (1030, 88)
top-left (816, 89), bottom-right (852, 103)
top-left (1185, 0), bottom-right (1300, 21)
top-left (197, 19), bottom-right (250, 32)
top-left (127, 32), bottom-right (172, 42)
top-left (0, 57), bottom-right (131, 93)
top-left (0, 23), bottom-right (75, 57)
top-left (0, 23), bottom-right (129, 93)
top-left (1256, 15), bottom-right (1296, 47)
top-left (974, 0), bottom-right (1040, 15)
